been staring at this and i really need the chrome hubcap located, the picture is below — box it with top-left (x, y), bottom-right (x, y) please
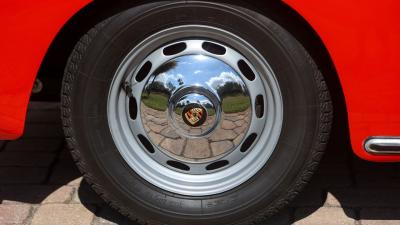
top-left (141, 54), bottom-right (251, 164)
top-left (107, 25), bottom-right (283, 196)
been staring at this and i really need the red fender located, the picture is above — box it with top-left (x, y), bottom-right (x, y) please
top-left (284, 0), bottom-right (400, 161)
top-left (1, 0), bottom-right (400, 162)
top-left (0, 0), bottom-right (91, 139)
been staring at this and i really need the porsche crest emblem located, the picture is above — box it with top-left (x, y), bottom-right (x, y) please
top-left (182, 104), bottom-right (207, 127)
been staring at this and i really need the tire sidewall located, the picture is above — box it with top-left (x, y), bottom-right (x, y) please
top-left (69, 2), bottom-right (322, 224)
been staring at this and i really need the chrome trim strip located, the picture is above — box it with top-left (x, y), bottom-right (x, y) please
top-left (364, 137), bottom-right (400, 154)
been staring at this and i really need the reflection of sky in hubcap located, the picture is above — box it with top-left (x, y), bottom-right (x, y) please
top-left (141, 54), bottom-right (251, 162)
top-left (147, 55), bottom-right (247, 96)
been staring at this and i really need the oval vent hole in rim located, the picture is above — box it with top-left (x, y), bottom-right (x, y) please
top-left (238, 60), bottom-right (256, 81)
top-left (135, 61), bottom-right (152, 82)
top-left (163, 42), bottom-right (187, 56)
top-left (167, 161), bottom-right (190, 171)
top-left (255, 95), bottom-right (264, 118)
top-left (240, 133), bottom-right (258, 153)
top-left (129, 96), bottom-right (138, 120)
top-left (202, 42), bottom-right (226, 55)
top-left (137, 134), bottom-right (155, 154)
top-left (206, 160), bottom-right (229, 171)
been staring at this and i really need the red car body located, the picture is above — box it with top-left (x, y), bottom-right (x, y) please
top-left (1, 0), bottom-right (399, 162)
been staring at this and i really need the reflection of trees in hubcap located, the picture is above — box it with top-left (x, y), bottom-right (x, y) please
top-left (140, 54), bottom-right (252, 162)
top-left (108, 29), bottom-right (282, 195)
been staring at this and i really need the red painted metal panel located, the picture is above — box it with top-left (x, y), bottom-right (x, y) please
top-left (0, 0), bottom-right (91, 139)
top-left (284, 0), bottom-right (400, 161)
top-left (1, 0), bottom-right (400, 162)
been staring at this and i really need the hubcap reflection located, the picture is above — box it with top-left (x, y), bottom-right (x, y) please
top-left (107, 25), bottom-right (283, 196)
top-left (141, 55), bottom-right (251, 162)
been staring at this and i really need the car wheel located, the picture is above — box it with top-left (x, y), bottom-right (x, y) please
top-left (61, 1), bottom-right (333, 225)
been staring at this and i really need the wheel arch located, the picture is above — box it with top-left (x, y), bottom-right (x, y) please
top-left (36, 0), bottom-right (349, 147)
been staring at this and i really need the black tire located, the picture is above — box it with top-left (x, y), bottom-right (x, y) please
top-left (61, 2), bottom-right (332, 225)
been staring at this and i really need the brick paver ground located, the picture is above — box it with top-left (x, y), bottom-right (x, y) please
top-left (0, 101), bottom-right (400, 225)
top-left (141, 103), bottom-right (250, 160)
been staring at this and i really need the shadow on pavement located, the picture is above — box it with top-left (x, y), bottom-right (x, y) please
top-left (0, 102), bottom-right (400, 224)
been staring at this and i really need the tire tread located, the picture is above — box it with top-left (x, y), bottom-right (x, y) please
top-left (61, 7), bottom-right (333, 225)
